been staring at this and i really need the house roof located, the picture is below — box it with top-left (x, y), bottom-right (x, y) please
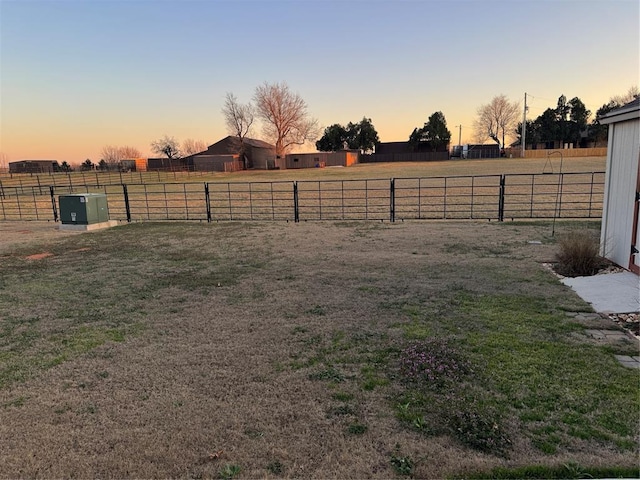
top-left (10, 160), bottom-right (58, 164)
top-left (242, 137), bottom-right (275, 149)
top-left (209, 136), bottom-right (275, 150)
top-left (599, 97), bottom-right (640, 125)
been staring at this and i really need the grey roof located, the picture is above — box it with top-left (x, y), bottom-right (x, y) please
top-left (599, 97), bottom-right (640, 125)
top-left (242, 137), bottom-right (275, 149)
top-left (210, 136), bottom-right (275, 150)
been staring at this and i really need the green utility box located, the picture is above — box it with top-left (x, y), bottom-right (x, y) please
top-left (59, 193), bottom-right (110, 225)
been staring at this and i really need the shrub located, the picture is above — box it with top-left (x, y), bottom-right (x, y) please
top-left (390, 453), bottom-right (414, 476)
top-left (447, 400), bottom-right (511, 455)
top-left (399, 338), bottom-right (471, 390)
top-left (555, 230), bottom-right (608, 277)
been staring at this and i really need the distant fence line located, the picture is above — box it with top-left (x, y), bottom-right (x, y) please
top-left (0, 172), bottom-right (605, 223)
top-left (0, 169), bottom-right (210, 195)
top-left (504, 147), bottom-right (607, 159)
top-left (361, 152), bottom-right (450, 163)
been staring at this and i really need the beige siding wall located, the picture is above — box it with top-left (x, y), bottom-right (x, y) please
top-left (285, 152), bottom-right (358, 169)
top-left (600, 119), bottom-right (640, 269)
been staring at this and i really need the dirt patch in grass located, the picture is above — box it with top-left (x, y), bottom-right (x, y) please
top-left (0, 219), bottom-right (637, 478)
top-left (25, 252), bottom-right (54, 260)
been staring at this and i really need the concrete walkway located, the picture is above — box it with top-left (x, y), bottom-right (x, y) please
top-left (562, 272), bottom-right (639, 369)
top-left (561, 271), bottom-right (639, 314)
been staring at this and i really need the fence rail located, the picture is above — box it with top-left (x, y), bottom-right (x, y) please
top-left (0, 172), bottom-right (605, 223)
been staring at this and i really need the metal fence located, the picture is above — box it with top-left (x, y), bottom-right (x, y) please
top-left (0, 172), bottom-right (605, 223)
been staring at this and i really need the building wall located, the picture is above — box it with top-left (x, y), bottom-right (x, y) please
top-left (251, 147), bottom-right (277, 170)
top-left (9, 161), bottom-right (59, 173)
top-left (205, 137), bottom-right (277, 169)
top-left (147, 158), bottom-right (187, 171)
top-left (135, 158), bottom-right (147, 172)
top-left (361, 152), bottom-right (449, 163)
top-left (194, 155), bottom-right (239, 172)
top-left (285, 151), bottom-right (358, 169)
top-left (600, 118), bottom-right (640, 270)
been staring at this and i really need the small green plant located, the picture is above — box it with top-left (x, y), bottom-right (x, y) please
top-left (447, 401), bottom-right (511, 455)
top-left (554, 230), bottom-right (607, 277)
top-left (244, 428), bottom-right (264, 438)
top-left (332, 391), bottom-right (354, 402)
top-left (347, 422), bottom-right (368, 435)
top-left (390, 448), bottom-right (414, 477)
top-left (306, 305), bottom-right (326, 316)
top-left (413, 415), bottom-right (427, 431)
top-left (219, 464), bottom-right (241, 480)
top-left (266, 460), bottom-right (284, 475)
top-left (308, 367), bottom-right (345, 382)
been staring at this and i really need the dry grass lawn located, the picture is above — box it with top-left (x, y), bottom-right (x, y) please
top-left (0, 219), bottom-right (637, 479)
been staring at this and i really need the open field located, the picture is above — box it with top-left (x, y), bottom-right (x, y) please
top-left (0, 220), bottom-right (637, 478)
top-left (0, 156), bottom-right (606, 188)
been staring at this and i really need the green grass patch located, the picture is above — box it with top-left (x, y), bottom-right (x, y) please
top-left (451, 464), bottom-right (640, 479)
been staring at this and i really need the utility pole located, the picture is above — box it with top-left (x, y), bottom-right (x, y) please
top-left (521, 93), bottom-right (527, 158)
top-left (455, 125), bottom-right (462, 146)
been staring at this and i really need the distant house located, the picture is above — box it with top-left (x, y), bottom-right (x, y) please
top-left (285, 151), bottom-right (359, 169)
top-left (9, 160), bottom-right (60, 174)
top-left (185, 136), bottom-right (278, 170)
top-left (598, 98), bottom-right (640, 274)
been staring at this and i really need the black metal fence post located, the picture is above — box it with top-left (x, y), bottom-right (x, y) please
top-left (123, 184), bottom-right (131, 222)
top-left (293, 181), bottom-right (299, 222)
top-left (498, 175), bottom-right (506, 222)
top-left (205, 183), bottom-right (211, 222)
top-left (390, 178), bottom-right (396, 222)
top-left (50, 186), bottom-right (58, 222)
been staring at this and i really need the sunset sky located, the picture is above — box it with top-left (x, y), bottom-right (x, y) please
top-left (1, 0), bottom-right (638, 165)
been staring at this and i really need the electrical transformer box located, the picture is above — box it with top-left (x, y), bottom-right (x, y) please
top-left (59, 193), bottom-right (110, 225)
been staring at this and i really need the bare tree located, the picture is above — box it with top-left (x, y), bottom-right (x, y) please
top-left (223, 92), bottom-right (255, 140)
top-left (222, 92), bottom-right (255, 168)
top-left (610, 85), bottom-right (639, 106)
top-left (253, 82), bottom-right (319, 157)
top-left (151, 135), bottom-right (181, 159)
top-left (119, 146), bottom-right (142, 159)
top-left (0, 152), bottom-right (8, 172)
top-left (473, 95), bottom-right (520, 149)
top-left (100, 145), bottom-right (123, 170)
top-left (182, 138), bottom-right (208, 156)
top-left (100, 145), bottom-right (141, 170)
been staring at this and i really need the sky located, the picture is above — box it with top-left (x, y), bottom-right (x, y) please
top-left (1, 0), bottom-right (638, 165)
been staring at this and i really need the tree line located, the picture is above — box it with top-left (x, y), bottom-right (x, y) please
top-left (84, 83), bottom-right (637, 168)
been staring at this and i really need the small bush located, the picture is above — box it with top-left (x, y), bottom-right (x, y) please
top-left (391, 445), bottom-right (415, 477)
top-left (555, 231), bottom-right (607, 277)
top-left (218, 464), bottom-right (241, 480)
top-left (447, 401), bottom-right (511, 455)
top-left (399, 338), bottom-right (472, 390)
top-left (266, 460), bottom-right (284, 475)
top-left (347, 422), bottom-right (368, 435)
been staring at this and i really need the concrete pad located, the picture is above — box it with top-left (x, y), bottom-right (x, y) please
top-left (614, 355), bottom-right (640, 369)
top-left (561, 272), bottom-right (639, 314)
top-left (57, 220), bottom-right (119, 232)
